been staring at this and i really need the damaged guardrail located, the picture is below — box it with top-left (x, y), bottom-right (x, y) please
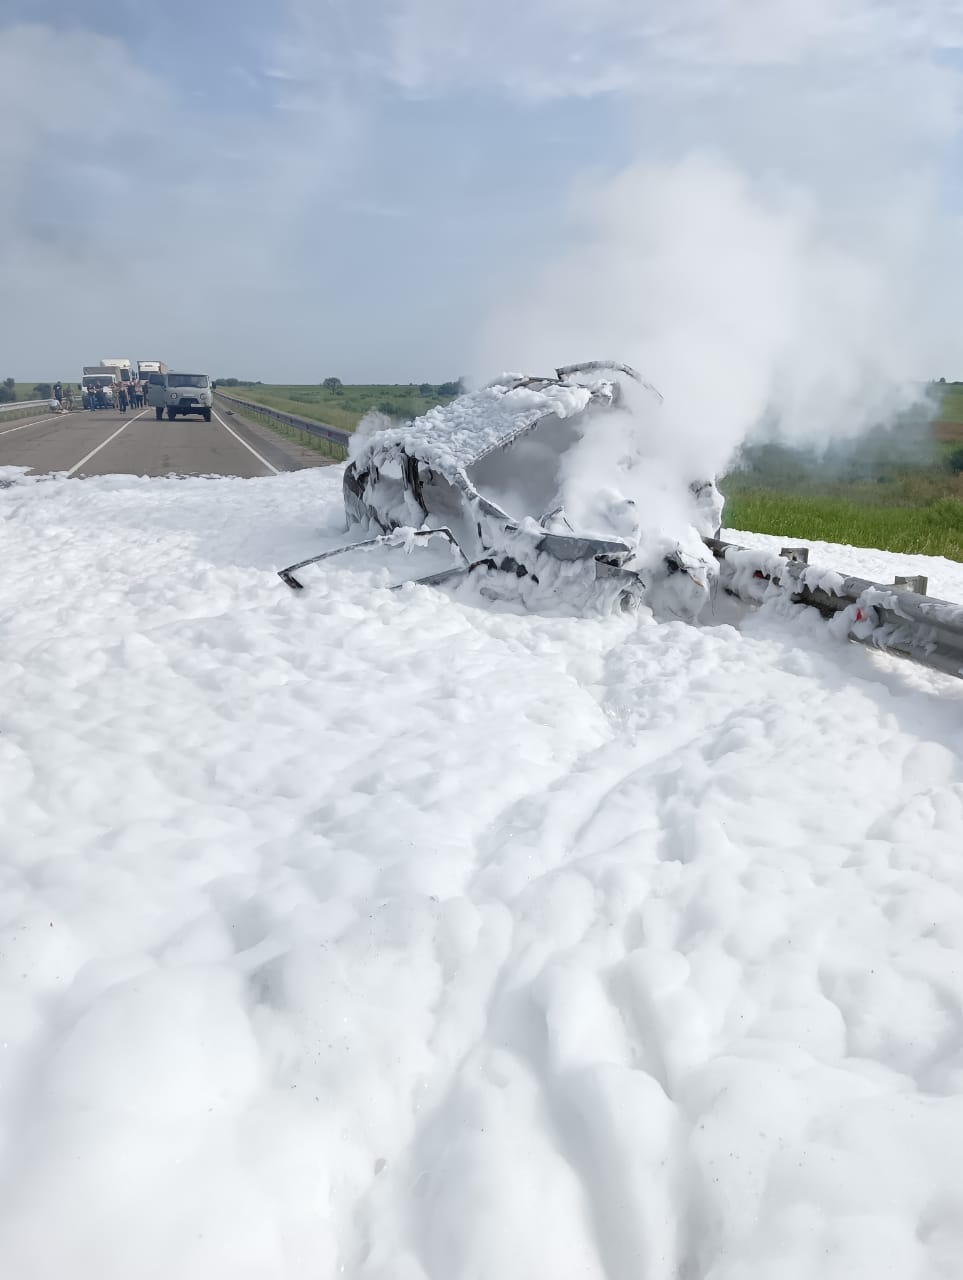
top-left (214, 391), bottom-right (350, 452)
top-left (705, 537), bottom-right (963, 680)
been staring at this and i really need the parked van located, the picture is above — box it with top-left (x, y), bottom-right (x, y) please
top-left (147, 371), bottom-right (213, 421)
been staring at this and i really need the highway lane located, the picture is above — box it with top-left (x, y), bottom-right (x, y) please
top-left (0, 410), bottom-right (135, 475)
top-left (0, 408), bottom-right (67, 438)
top-left (0, 404), bottom-right (330, 478)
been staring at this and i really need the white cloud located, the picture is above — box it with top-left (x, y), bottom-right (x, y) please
top-left (345, 0), bottom-right (963, 100)
top-left (0, 22), bottom-right (359, 378)
top-left (3, 3), bottom-right (963, 387)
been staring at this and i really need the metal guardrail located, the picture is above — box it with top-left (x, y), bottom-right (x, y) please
top-left (706, 537), bottom-right (963, 680)
top-left (0, 399), bottom-right (54, 415)
top-left (215, 391), bottom-right (351, 450)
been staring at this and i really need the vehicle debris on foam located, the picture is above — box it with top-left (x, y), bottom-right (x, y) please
top-left (284, 360), bottom-right (723, 622)
top-left (353, 379), bottom-right (595, 473)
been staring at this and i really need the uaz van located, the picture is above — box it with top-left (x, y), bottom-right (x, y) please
top-left (147, 372), bottom-right (213, 421)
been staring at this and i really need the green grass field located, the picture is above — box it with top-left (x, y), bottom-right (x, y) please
top-left (10, 382), bottom-right (74, 401)
top-left (214, 383), bottom-right (457, 433)
top-left (933, 382), bottom-right (963, 425)
top-left (721, 402), bottom-right (963, 560)
top-left (723, 491), bottom-right (963, 559)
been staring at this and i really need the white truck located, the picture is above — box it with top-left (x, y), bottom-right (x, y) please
top-left (137, 360), bottom-right (168, 380)
top-left (147, 371), bottom-right (213, 421)
top-left (81, 365), bottom-right (119, 403)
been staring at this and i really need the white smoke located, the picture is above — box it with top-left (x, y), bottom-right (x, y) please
top-left (477, 152), bottom-right (957, 487)
top-left (350, 409), bottom-right (397, 460)
top-left (555, 378), bottom-right (717, 562)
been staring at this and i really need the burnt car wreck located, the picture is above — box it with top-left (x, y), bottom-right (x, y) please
top-left (280, 361), bottom-right (723, 619)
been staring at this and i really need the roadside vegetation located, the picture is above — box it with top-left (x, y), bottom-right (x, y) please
top-left (5, 381), bottom-right (75, 402)
top-left (0, 378), bottom-right (73, 420)
top-left (213, 378), bottom-right (462, 433)
top-left (722, 491), bottom-right (963, 559)
top-left (721, 385), bottom-right (963, 560)
top-left (224, 402), bottom-right (349, 462)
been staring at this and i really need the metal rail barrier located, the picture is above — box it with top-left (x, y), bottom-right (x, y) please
top-left (214, 392), bottom-right (351, 450)
top-left (706, 536), bottom-right (963, 680)
top-left (0, 399), bottom-right (56, 415)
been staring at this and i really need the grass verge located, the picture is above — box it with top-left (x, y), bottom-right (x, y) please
top-left (217, 399), bottom-right (348, 462)
top-left (216, 384), bottom-right (455, 432)
top-left (722, 487), bottom-right (963, 560)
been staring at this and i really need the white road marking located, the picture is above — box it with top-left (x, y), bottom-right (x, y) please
top-left (66, 410), bottom-right (148, 477)
top-left (211, 408), bottom-right (281, 475)
top-left (0, 412), bottom-right (62, 437)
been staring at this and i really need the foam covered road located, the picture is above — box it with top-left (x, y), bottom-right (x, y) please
top-left (1, 465), bottom-right (962, 1279)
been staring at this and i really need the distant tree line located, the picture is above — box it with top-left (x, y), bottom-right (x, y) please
top-left (215, 376), bottom-right (467, 397)
top-left (0, 378), bottom-right (81, 402)
top-left (322, 377), bottom-right (465, 397)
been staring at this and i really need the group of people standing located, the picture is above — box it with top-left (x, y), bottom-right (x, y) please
top-left (116, 380), bottom-right (147, 412)
top-left (51, 381), bottom-right (73, 410)
top-left (80, 379), bottom-right (148, 412)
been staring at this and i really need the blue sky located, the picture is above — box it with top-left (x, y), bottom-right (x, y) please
top-left (3, 1), bottom-right (963, 387)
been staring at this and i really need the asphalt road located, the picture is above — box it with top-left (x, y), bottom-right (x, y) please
top-left (0, 401), bottom-right (331, 478)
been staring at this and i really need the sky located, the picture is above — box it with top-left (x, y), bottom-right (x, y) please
top-left (3, 1), bottom-right (963, 389)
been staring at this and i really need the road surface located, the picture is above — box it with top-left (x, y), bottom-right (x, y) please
top-left (0, 401), bottom-right (331, 479)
